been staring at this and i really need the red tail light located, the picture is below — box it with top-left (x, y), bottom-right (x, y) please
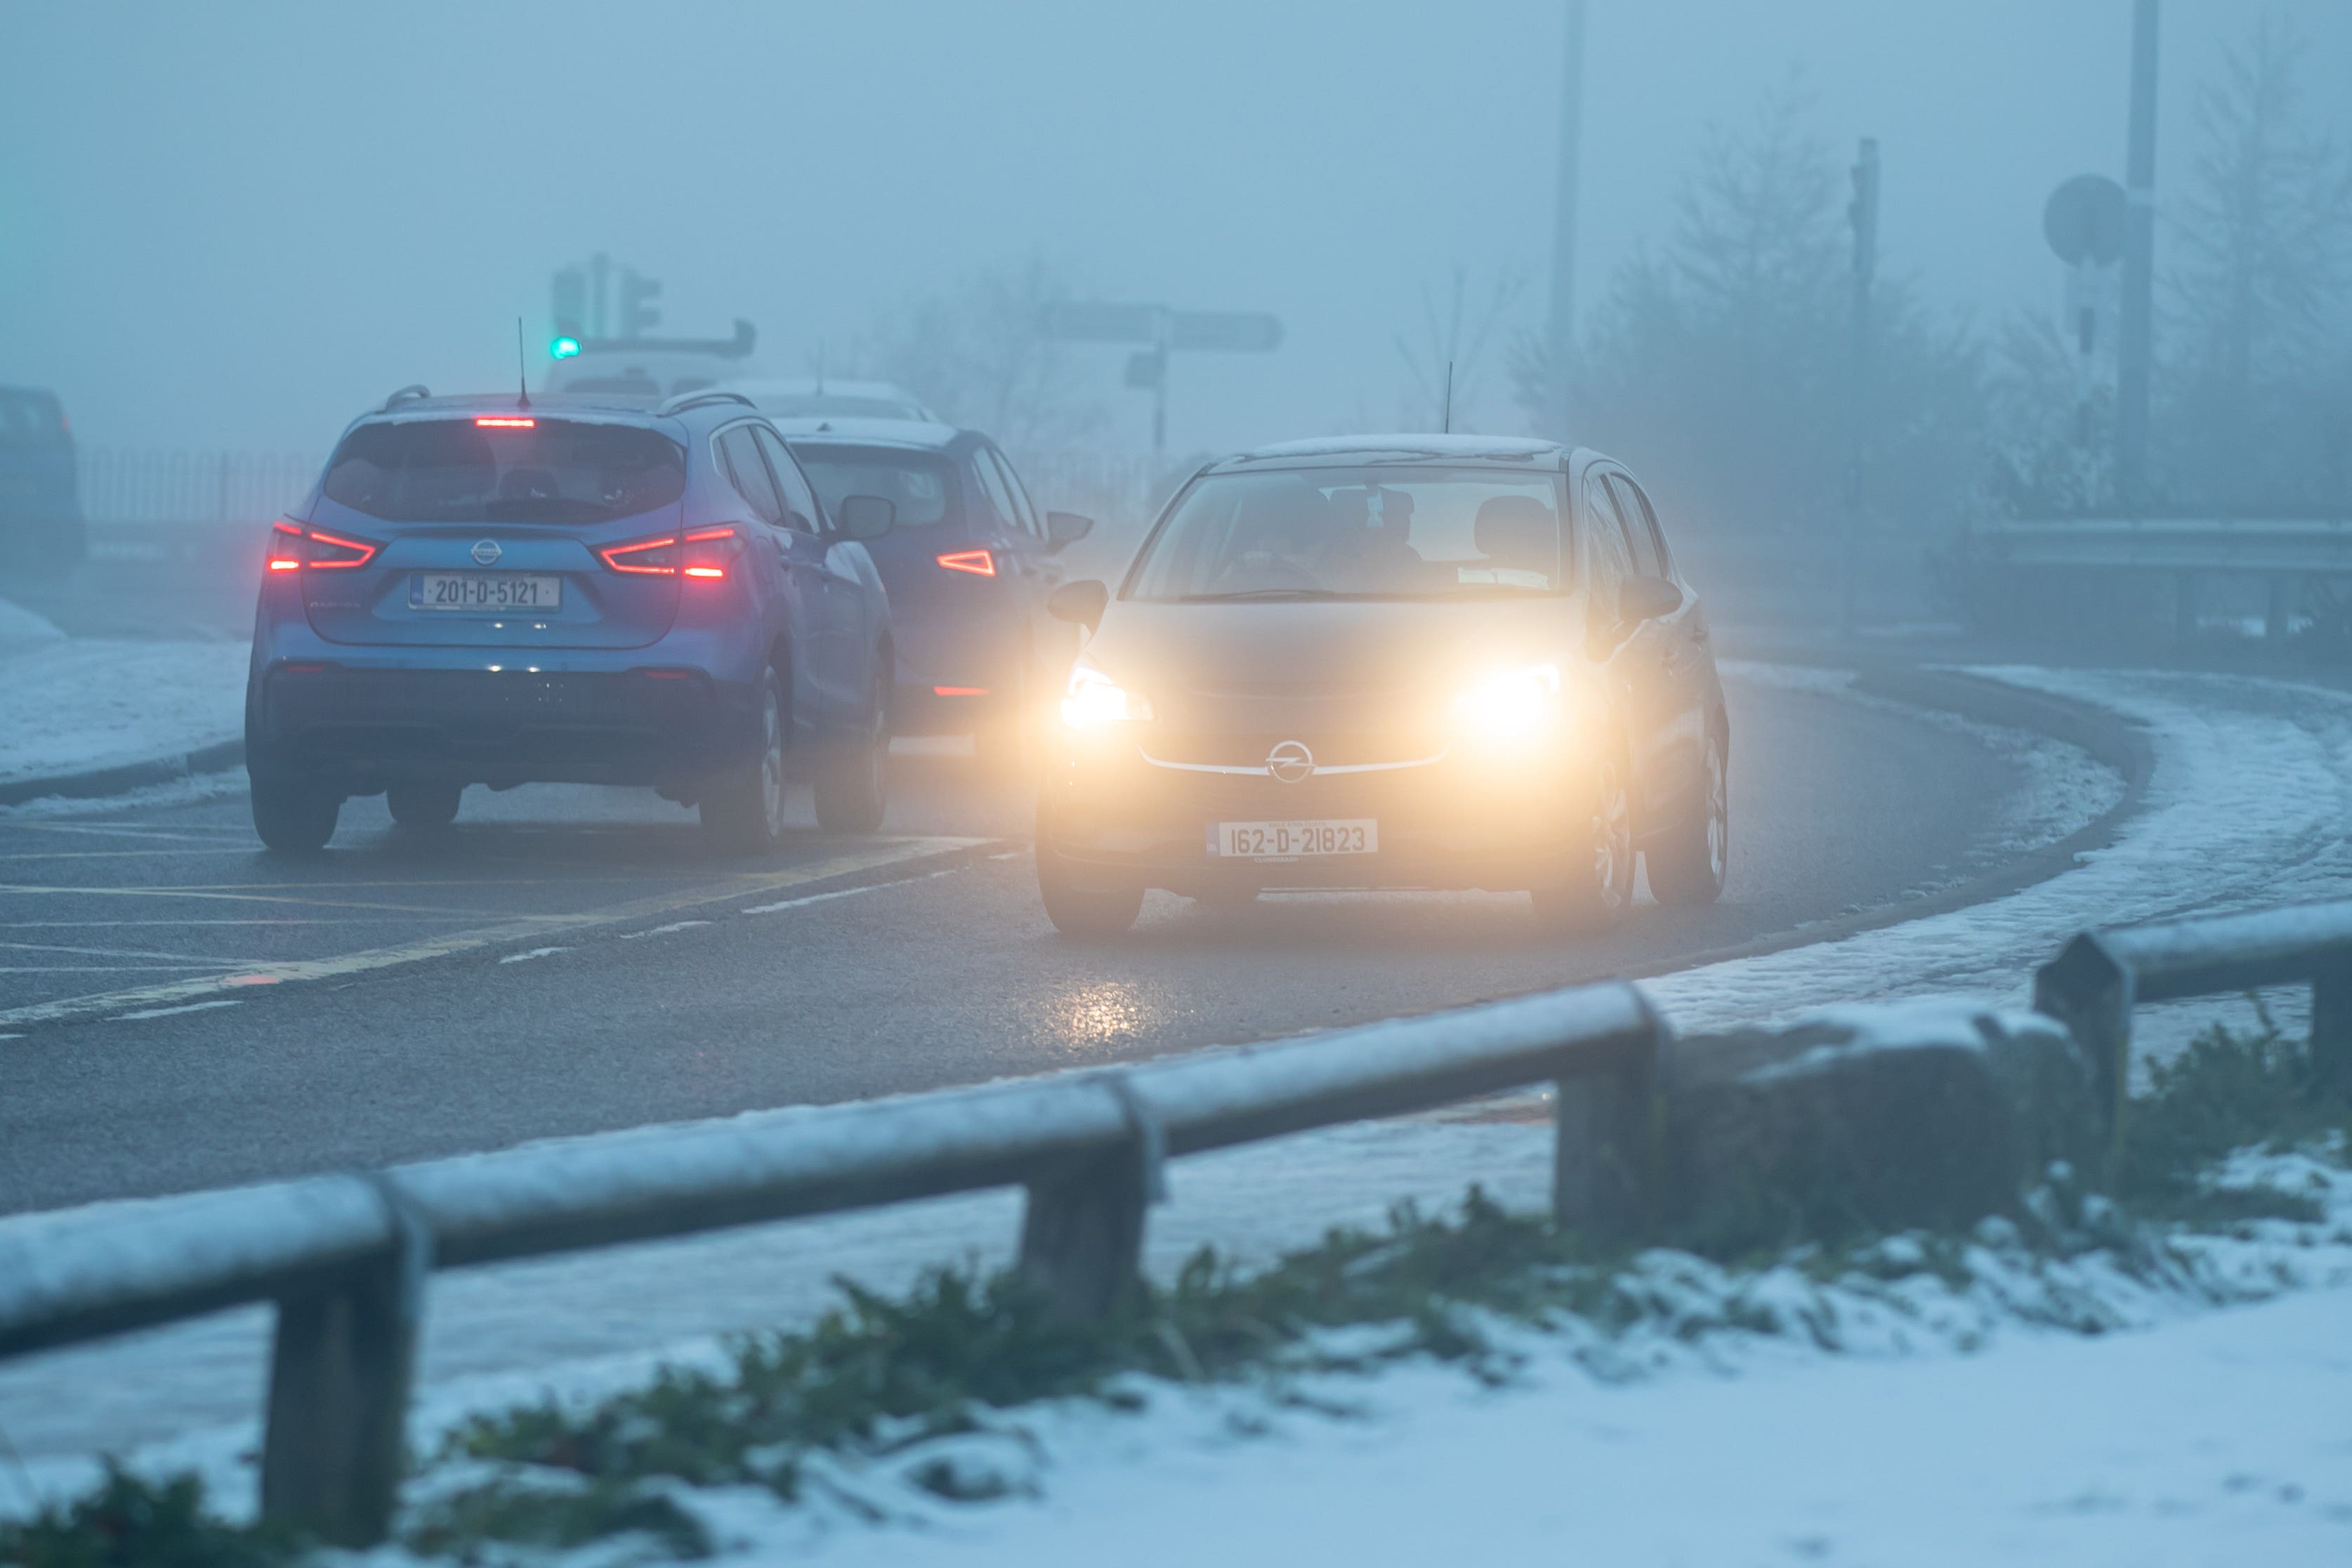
top-left (600, 526), bottom-right (744, 580)
top-left (266, 519), bottom-right (379, 573)
top-left (475, 416), bottom-right (536, 429)
top-left (935, 549), bottom-right (996, 577)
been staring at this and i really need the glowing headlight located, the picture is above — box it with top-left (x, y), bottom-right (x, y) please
top-left (1452, 662), bottom-right (1562, 746)
top-left (1061, 661), bottom-right (1154, 728)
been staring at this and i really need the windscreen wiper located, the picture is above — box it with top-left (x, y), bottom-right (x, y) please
top-left (1176, 587), bottom-right (1347, 601)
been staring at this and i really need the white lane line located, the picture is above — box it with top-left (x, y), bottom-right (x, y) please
top-left (499, 947), bottom-right (572, 965)
top-left (0, 837), bottom-right (985, 1027)
top-left (987, 850), bottom-right (1030, 861)
top-left (0, 848), bottom-right (254, 862)
top-left (741, 864), bottom-right (968, 915)
top-left (109, 999), bottom-right (243, 1022)
top-left (0, 940), bottom-right (267, 963)
top-left (620, 921), bottom-right (711, 940)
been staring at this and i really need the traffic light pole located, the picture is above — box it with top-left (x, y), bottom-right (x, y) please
top-left (1842, 137), bottom-right (1879, 638)
top-left (1544, 0), bottom-right (1586, 445)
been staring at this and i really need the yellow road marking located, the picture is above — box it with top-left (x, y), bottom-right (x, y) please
top-left (0, 838), bottom-right (984, 1028)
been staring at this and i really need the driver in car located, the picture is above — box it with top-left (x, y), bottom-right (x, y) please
top-left (1318, 485), bottom-right (1426, 593)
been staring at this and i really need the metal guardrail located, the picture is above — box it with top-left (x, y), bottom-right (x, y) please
top-left (1966, 517), bottom-right (2352, 574)
top-left (2035, 898), bottom-right (2352, 1138)
top-left (1951, 517), bottom-right (2352, 640)
top-left (0, 981), bottom-right (1660, 1546)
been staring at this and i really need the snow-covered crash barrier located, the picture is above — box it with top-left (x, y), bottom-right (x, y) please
top-left (1662, 1001), bottom-right (2101, 1247)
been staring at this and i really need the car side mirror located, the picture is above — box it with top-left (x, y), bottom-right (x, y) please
top-left (833, 494), bottom-right (895, 541)
top-left (1620, 573), bottom-right (1681, 624)
top-left (1047, 578), bottom-right (1109, 632)
top-left (1044, 510), bottom-right (1095, 551)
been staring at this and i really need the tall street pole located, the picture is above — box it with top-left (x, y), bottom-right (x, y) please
top-left (1844, 138), bottom-right (1879, 638)
top-left (1544, 0), bottom-right (1586, 445)
top-left (2115, 0), bottom-right (2159, 511)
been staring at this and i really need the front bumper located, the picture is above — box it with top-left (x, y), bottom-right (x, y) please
top-left (1039, 727), bottom-right (1594, 894)
top-left (247, 661), bottom-right (760, 789)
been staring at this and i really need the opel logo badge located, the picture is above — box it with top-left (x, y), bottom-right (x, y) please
top-left (471, 539), bottom-right (503, 566)
top-left (1266, 740), bottom-right (1315, 784)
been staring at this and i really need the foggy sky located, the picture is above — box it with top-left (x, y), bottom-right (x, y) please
top-left (4, 0), bottom-right (2346, 458)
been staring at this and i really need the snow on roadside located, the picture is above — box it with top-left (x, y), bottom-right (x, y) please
top-left (0, 598), bottom-right (67, 657)
top-left (0, 632), bottom-right (248, 785)
top-left (1643, 666), bottom-right (2352, 1034)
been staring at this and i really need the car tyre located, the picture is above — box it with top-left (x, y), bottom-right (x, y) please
top-left (1645, 727), bottom-right (1728, 906)
top-left (1530, 737), bottom-right (1635, 935)
top-left (813, 664), bottom-right (890, 835)
top-left (386, 780), bottom-right (462, 830)
top-left (251, 768), bottom-right (340, 854)
top-left (1037, 817), bottom-right (1143, 939)
top-left (702, 665), bottom-right (789, 854)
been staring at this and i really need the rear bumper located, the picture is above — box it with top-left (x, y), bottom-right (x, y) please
top-left (1039, 729), bottom-right (1595, 895)
top-left (247, 661), bottom-right (760, 788)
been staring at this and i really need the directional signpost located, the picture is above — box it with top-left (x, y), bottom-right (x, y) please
top-left (1041, 301), bottom-right (1285, 461)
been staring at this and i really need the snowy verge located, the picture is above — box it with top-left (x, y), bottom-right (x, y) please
top-left (0, 624), bottom-right (247, 791)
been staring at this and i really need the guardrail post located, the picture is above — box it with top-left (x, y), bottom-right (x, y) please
top-left (2312, 960), bottom-right (2352, 1102)
top-left (258, 1178), bottom-right (429, 1547)
top-left (2033, 933), bottom-right (2134, 1156)
top-left (1552, 1031), bottom-right (1657, 1242)
top-left (1017, 1078), bottom-right (1163, 1321)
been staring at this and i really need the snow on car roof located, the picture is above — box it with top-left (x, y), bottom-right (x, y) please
top-left (718, 377), bottom-right (924, 402)
top-left (768, 416), bottom-right (964, 449)
top-left (1226, 433), bottom-right (1567, 464)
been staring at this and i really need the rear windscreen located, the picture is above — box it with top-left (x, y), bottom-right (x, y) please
top-left (790, 447), bottom-right (957, 528)
top-left (322, 419), bottom-right (687, 524)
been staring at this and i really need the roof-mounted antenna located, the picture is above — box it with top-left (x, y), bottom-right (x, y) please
top-left (514, 317), bottom-right (532, 410)
top-left (1441, 360), bottom-right (1454, 435)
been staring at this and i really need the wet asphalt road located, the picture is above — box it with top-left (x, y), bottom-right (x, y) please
top-left (0, 669), bottom-right (2028, 1213)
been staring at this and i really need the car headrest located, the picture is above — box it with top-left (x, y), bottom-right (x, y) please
top-left (1473, 494), bottom-right (1554, 565)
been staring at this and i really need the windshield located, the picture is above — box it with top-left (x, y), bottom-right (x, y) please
top-left (322, 419), bottom-right (688, 524)
top-left (790, 446), bottom-right (957, 527)
top-left (1127, 466), bottom-right (1570, 601)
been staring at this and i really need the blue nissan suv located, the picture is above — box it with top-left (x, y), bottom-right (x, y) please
top-left (245, 388), bottom-right (896, 854)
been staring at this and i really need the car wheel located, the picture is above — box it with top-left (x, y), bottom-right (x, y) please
top-left (1646, 727), bottom-right (1728, 906)
top-left (702, 665), bottom-right (788, 853)
top-left (386, 780), bottom-right (462, 830)
top-left (813, 664), bottom-right (890, 834)
top-left (1530, 738), bottom-right (1635, 935)
top-left (1037, 810), bottom-right (1143, 940)
top-left (251, 768), bottom-right (340, 854)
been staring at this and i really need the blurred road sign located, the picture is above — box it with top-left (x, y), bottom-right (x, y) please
top-left (1040, 301), bottom-right (1162, 343)
top-left (1041, 301), bottom-right (1284, 354)
top-left (1169, 310), bottom-right (1284, 353)
top-left (1124, 348), bottom-right (1165, 389)
top-left (2044, 174), bottom-right (2129, 267)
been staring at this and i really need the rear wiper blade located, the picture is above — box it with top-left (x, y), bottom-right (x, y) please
top-left (1176, 587), bottom-right (1346, 601)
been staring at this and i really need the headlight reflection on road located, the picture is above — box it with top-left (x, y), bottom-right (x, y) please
top-left (1058, 980), bottom-right (1153, 1052)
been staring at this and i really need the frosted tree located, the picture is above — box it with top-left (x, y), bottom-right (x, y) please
top-left (2162, 15), bottom-right (2352, 510)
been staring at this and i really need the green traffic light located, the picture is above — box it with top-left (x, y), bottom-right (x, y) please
top-left (550, 336), bottom-right (582, 360)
